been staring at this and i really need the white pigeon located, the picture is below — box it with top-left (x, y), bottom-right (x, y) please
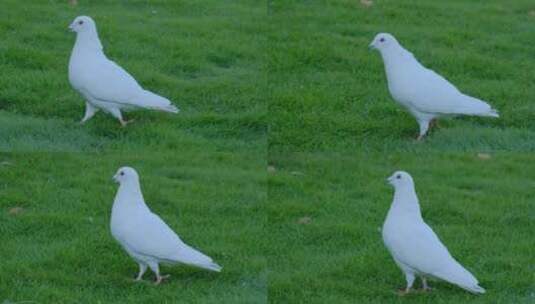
top-left (110, 167), bottom-right (221, 284)
top-left (370, 33), bottom-right (499, 140)
top-left (68, 16), bottom-right (179, 126)
top-left (382, 171), bottom-right (485, 295)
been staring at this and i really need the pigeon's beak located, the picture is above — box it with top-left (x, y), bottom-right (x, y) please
top-left (386, 175), bottom-right (394, 185)
top-left (68, 23), bottom-right (75, 32)
top-left (368, 41), bottom-right (377, 50)
top-left (112, 174), bottom-right (119, 183)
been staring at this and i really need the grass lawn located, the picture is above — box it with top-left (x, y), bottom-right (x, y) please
top-left (1, 0), bottom-right (535, 303)
top-left (268, 0), bottom-right (535, 303)
top-left (0, 151), bottom-right (266, 303)
top-left (0, 0), bottom-right (265, 153)
top-left (0, 0), bottom-right (266, 303)
top-left (268, 152), bottom-right (535, 303)
top-left (268, 0), bottom-right (535, 152)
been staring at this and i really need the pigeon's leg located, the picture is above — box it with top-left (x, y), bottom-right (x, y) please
top-left (108, 108), bottom-right (124, 126)
top-left (108, 108), bottom-right (133, 127)
top-left (135, 263), bottom-right (148, 281)
top-left (398, 272), bottom-right (415, 296)
top-left (420, 277), bottom-right (431, 292)
top-left (416, 118), bottom-right (431, 141)
top-left (80, 102), bottom-right (99, 124)
top-left (148, 261), bottom-right (170, 285)
top-left (429, 118), bottom-right (440, 130)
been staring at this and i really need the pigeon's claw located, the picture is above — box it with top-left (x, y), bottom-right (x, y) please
top-left (80, 117), bottom-right (92, 125)
top-left (429, 118), bottom-right (440, 130)
top-left (154, 274), bottom-right (170, 285)
top-left (135, 264), bottom-right (147, 281)
top-left (119, 119), bottom-right (135, 127)
top-left (397, 287), bottom-right (411, 296)
top-left (420, 277), bottom-right (432, 292)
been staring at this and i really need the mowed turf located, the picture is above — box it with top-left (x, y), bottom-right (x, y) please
top-left (268, 0), bottom-right (535, 152)
top-left (0, 0), bottom-right (265, 153)
top-left (267, 0), bottom-right (535, 303)
top-left (1, 0), bottom-right (535, 303)
top-left (0, 151), bottom-right (266, 303)
top-left (268, 152), bottom-right (535, 303)
top-left (0, 0), bottom-right (266, 303)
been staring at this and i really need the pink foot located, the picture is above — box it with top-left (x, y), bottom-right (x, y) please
top-left (154, 274), bottom-right (170, 285)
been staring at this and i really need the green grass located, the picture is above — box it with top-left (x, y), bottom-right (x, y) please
top-left (267, 0), bottom-right (535, 303)
top-left (0, 0), bottom-right (266, 303)
top-left (268, 152), bottom-right (535, 303)
top-left (0, 152), bottom-right (266, 303)
top-left (0, 0), bottom-right (266, 153)
top-left (2, 0), bottom-right (535, 303)
top-left (268, 0), bottom-right (535, 152)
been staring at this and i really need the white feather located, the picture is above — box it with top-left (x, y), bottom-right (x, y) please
top-left (382, 171), bottom-right (485, 294)
top-left (110, 167), bottom-right (221, 275)
top-left (371, 33), bottom-right (498, 138)
top-left (68, 16), bottom-right (179, 124)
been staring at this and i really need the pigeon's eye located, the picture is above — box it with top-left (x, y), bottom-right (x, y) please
top-left (379, 38), bottom-right (385, 42)
top-left (120, 171), bottom-right (124, 176)
top-left (396, 174), bottom-right (401, 179)
top-left (78, 20), bottom-right (84, 25)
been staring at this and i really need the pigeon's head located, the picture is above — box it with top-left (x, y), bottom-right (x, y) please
top-left (113, 166), bottom-right (139, 184)
top-left (369, 33), bottom-right (398, 51)
top-left (69, 16), bottom-right (96, 33)
top-left (387, 171), bottom-right (414, 189)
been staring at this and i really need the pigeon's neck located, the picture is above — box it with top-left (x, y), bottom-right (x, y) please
top-left (381, 44), bottom-right (417, 71)
top-left (74, 29), bottom-right (103, 53)
top-left (391, 186), bottom-right (422, 217)
top-left (114, 180), bottom-right (148, 209)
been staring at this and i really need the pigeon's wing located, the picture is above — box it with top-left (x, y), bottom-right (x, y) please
top-left (80, 58), bottom-right (178, 112)
top-left (407, 67), bottom-right (463, 111)
top-left (77, 58), bottom-right (144, 106)
top-left (389, 221), bottom-right (482, 292)
top-left (120, 211), bottom-right (187, 260)
top-left (121, 211), bottom-right (219, 269)
top-left (390, 221), bottom-right (459, 272)
top-left (408, 67), bottom-right (494, 116)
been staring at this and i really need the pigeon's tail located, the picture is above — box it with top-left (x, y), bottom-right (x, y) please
top-left (135, 90), bottom-right (179, 113)
top-left (487, 108), bottom-right (499, 118)
top-left (174, 244), bottom-right (222, 272)
top-left (434, 260), bottom-right (485, 294)
top-left (197, 261), bottom-right (222, 272)
top-left (477, 107), bottom-right (499, 118)
top-left (462, 284), bottom-right (486, 294)
top-left (458, 95), bottom-right (499, 118)
top-left (164, 104), bottom-right (180, 114)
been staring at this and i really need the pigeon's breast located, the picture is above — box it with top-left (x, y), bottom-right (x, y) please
top-left (68, 49), bottom-right (104, 89)
top-left (110, 206), bottom-right (140, 240)
top-left (68, 58), bottom-right (83, 89)
top-left (386, 70), bottom-right (419, 107)
top-left (69, 59), bottom-right (91, 90)
top-left (382, 210), bottom-right (414, 252)
top-left (382, 212), bottom-right (400, 248)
